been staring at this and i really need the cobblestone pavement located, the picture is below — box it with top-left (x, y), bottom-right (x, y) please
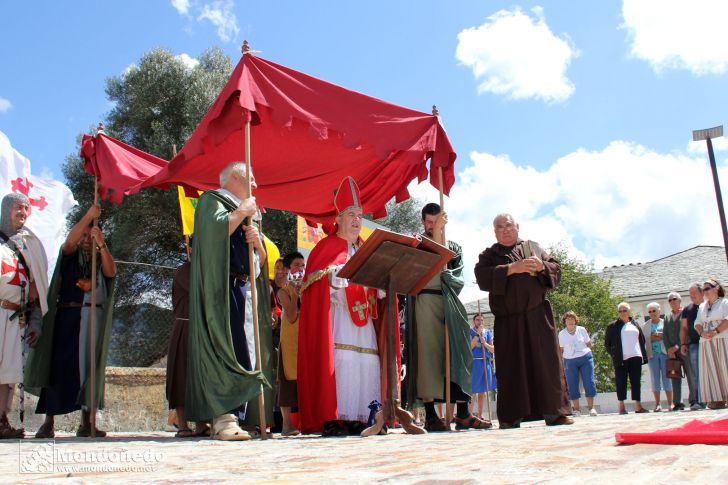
top-left (2, 409), bottom-right (728, 484)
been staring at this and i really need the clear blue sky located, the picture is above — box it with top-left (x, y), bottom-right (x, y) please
top-left (3, 1), bottom-right (728, 299)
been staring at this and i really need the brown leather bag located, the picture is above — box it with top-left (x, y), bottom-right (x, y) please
top-left (666, 358), bottom-right (684, 379)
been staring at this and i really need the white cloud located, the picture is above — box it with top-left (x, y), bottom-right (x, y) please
top-left (622, 0), bottom-right (728, 75)
top-left (170, 0), bottom-right (239, 43)
top-left (688, 135), bottom-right (728, 155)
top-left (198, 0), bottom-right (239, 43)
top-left (455, 6), bottom-right (579, 103)
top-left (176, 53), bottom-right (200, 70)
top-left (171, 0), bottom-right (190, 15)
top-left (121, 54), bottom-right (198, 78)
top-left (409, 141), bottom-right (727, 303)
top-left (122, 63), bottom-right (137, 77)
top-left (0, 97), bottom-right (12, 113)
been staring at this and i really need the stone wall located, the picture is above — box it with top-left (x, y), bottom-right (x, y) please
top-left (11, 367), bottom-right (168, 433)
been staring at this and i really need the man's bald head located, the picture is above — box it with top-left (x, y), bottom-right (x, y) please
top-left (493, 213), bottom-right (519, 246)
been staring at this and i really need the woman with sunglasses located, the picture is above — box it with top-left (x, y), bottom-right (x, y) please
top-left (641, 302), bottom-right (672, 412)
top-left (694, 279), bottom-right (728, 410)
top-left (604, 302), bottom-right (649, 414)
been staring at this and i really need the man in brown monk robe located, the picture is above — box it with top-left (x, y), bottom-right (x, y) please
top-left (474, 213), bottom-right (572, 429)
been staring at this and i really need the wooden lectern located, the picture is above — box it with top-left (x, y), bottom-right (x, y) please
top-left (338, 229), bottom-right (455, 436)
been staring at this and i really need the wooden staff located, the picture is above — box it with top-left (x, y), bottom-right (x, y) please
top-left (89, 159), bottom-right (100, 438)
top-left (172, 143), bottom-right (192, 262)
top-left (433, 105), bottom-right (452, 424)
top-left (244, 113), bottom-right (267, 439)
top-left (477, 300), bottom-right (492, 421)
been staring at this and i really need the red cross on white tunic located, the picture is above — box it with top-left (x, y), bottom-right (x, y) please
top-left (1, 255), bottom-right (28, 287)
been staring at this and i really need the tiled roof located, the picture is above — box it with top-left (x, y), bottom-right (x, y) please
top-left (464, 245), bottom-right (728, 314)
top-left (600, 245), bottom-right (728, 298)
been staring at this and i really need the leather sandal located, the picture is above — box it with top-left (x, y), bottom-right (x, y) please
top-left (499, 420), bottom-right (521, 429)
top-left (76, 426), bottom-right (107, 438)
top-left (454, 414), bottom-right (493, 430)
top-left (174, 428), bottom-right (196, 438)
top-left (424, 416), bottom-right (450, 432)
top-left (546, 415), bottom-right (575, 426)
top-left (0, 423), bottom-right (24, 439)
top-left (281, 426), bottom-right (301, 437)
top-left (35, 422), bottom-right (55, 439)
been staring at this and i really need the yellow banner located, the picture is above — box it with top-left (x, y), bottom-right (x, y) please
top-left (177, 186), bottom-right (280, 280)
top-left (177, 185), bottom-right (199, 236)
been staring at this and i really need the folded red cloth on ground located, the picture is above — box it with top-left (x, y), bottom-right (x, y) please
top-left (615, 418), bottom-right (728, 445)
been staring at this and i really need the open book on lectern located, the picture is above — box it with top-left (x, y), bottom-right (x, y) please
top-left (337, 228), bottom-right (455, 295)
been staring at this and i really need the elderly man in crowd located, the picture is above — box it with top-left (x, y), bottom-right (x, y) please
top-left (474, 213), bottom-right (572, 428)
top-left (681, 283), bottom-right (705, 410)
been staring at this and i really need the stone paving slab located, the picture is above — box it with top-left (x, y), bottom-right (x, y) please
top-left (2, 409), bottom-right (728, 484)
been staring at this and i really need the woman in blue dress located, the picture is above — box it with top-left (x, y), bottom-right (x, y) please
top-left (470, 314), bottom-right (496, 419)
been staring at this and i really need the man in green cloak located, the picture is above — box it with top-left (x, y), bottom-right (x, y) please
top-left (403, 203), bottom-right (492, 431)
top-left (185, 161), bottom-right (269, 441)
top-left (26, 203), bottom-right (116, 438)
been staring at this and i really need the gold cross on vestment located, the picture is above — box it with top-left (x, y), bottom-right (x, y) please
top-left (352, 300), bottom-right (368, 319)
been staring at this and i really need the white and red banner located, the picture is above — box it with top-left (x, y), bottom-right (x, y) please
top-left (0, 130), bottom-right (77, 278)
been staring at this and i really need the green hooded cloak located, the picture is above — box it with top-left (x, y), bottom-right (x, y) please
top-left (185, 190), bottom-right (270, 422)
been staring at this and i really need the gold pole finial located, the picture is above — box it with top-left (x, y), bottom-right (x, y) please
top-left (96, 122), bottom-right (105, 135)
top-left (432, 105), bottom-right (439, 116)
top-left (242, 40), bottom-right (250, 55)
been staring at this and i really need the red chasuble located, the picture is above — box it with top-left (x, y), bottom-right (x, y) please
top-left (297, 234), bottom-right (350, 433)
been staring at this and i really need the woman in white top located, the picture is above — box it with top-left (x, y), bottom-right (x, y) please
top-left (694, 278), bottom-right (728, 409)
top-left (604, 302), bottom-right (649, 414)
top-left (558, 311), bottom-right (597, 417)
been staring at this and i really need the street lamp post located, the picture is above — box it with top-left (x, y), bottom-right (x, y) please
top-left (692, 125), bottom-right (728, 266)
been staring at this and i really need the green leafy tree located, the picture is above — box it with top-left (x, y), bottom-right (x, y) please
top-left (262, 209), bottom-right (297, 257)
top-left (64, 47), bottom-right (235, 272)
top-left (374, 197), bottom-right (424, 234)
top-left (547, 244), bottom-right (624, 392)
top-left (63, 47), bottom-right (236, 365)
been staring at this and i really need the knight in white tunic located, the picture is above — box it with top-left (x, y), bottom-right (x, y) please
top-left (0, 193), bottom-right (48, 439)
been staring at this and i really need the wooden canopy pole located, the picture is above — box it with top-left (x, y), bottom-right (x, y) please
top-left (88, 122), bottom-right (104, 437)
top-left (433, 105), bottom-right (452, 424)
top-left (242, 41), bottom-right (267, 439)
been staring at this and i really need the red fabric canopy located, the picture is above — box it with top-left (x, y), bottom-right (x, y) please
top-left (80, 133), bottom-right (168, 204)
top-left (615, 417), bottom-right (728, 445)
top-left (141, 54), bottom-right (456, 222)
